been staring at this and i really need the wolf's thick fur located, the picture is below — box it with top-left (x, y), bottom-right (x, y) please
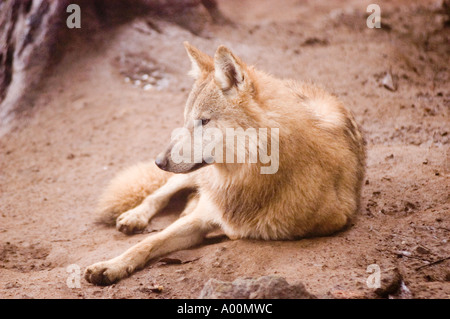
top-left (96, 162), bottom-right (172, 225)
top-left (85, 43), bottom-right (366, 285)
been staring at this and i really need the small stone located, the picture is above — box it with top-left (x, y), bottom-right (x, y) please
top-left (415, 245), bottom-right (430, 255)
top-left (396, 250), bottom-right (412, 257)
top-left (138, 285), bottom-right (163, 293)
top-left (445, 272), bottom-right (450, 282)
top-left (382, 72), bottom-right (397, 91)
top-left (150, 285), bottom-right (163, 293)
top-left (375, 268), bottom-right (402, 297)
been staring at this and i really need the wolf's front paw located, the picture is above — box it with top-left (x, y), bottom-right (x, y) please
top-left (85, 260), bottom-right (132, 285)
top-left (116, 207), bottom-right (149, 235)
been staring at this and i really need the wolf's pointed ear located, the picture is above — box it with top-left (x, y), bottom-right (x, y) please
top-left (184, 41), bottom-right (213, 79)
top-left (214, 45), bottom-right (247, 92)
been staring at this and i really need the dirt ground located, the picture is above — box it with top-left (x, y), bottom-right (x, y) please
top-left (0, 0), bottom-right (449, 299)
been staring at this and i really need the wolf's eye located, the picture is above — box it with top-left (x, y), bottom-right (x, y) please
top-left (201, 118), bottom-right (210, 126)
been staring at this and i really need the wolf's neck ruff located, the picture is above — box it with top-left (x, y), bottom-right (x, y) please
top-left (170, 123), bottom-right (280, 174)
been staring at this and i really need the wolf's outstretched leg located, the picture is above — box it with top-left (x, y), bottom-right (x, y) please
top-left (116, 174), bottom-right (196, 234)
top-left (85, 196), bottom-right (218, 285)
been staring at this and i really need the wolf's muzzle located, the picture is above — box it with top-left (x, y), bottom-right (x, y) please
top-left (155, 153), bottom-right (168, 170)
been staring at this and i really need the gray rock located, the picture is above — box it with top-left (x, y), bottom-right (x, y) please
top-left (414, 245), bottom-right (430, 255)
top-left (199, 276), bottom-right (316, 299)
top-left (381, 72), bottom-right (397, 91)
top-left (0, 0), bottom-right (70, 133)
top-left (375, 267), bottom-right (403, 297)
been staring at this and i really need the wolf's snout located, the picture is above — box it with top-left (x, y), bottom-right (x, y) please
top-left (155, 153), bottom-right (168, 170)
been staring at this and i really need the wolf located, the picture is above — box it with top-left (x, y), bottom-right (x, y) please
top-left (84, 42), bottom-right (366, 285)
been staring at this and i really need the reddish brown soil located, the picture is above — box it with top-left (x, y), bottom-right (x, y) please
top-left (0, 0), bottom-right (448, 298)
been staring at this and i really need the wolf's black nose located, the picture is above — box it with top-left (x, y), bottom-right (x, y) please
top-left (155, 154), bottom-right (168, 170)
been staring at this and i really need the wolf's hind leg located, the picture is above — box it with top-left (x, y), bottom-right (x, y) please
top-left (116, 174), bottom-right (195, 234)
top-left (85, 195), bottom-right (218, 285)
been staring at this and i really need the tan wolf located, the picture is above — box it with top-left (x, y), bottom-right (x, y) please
top-left (85, 42), bottom-right (366, 285)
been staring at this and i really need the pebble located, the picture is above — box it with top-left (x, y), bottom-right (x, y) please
top-left (375, 268), bottom-right (402, 297)
top-left (382, 72), bottom-right (397, 91)
top-left (415, 245), bottom-right (430, 255)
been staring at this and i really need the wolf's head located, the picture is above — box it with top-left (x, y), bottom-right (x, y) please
top-left (155, 42), bottom-right (277, 174)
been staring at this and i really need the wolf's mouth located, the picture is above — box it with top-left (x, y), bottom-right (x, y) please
top-left (157, 159), bottom-right (209, 174)
top-left (184, 160), bottom-right (209, 173)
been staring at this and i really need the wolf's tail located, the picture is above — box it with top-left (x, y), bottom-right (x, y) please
top-left (96, 161), bottom-right (173, 225)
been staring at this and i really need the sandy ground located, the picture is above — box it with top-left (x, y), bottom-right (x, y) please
top-left (0, 0), bottom-right (449, 299)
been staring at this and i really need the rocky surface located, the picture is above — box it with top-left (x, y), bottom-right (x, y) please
top-left (0, 0), bottom-right (69, 131)
top-left (0, 0), bottom-right (221, 135)
top-left (199, 276), bottom-right (316, 299)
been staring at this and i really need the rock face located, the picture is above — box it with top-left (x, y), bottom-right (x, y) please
top-left (0, 0), bottom-right (69, 129)
top-left (199, 276), bottom-right (316, 299)
top-left (0, 0), bottom-right (223, 135)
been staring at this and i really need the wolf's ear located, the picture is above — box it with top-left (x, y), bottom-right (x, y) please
top-left (184, 41), bottom-right (213, 79)
top-left (214, 45), bottom-right (247, 92)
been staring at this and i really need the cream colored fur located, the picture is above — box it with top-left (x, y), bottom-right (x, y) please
top-left (85, 43), bottom-right (366, 285)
